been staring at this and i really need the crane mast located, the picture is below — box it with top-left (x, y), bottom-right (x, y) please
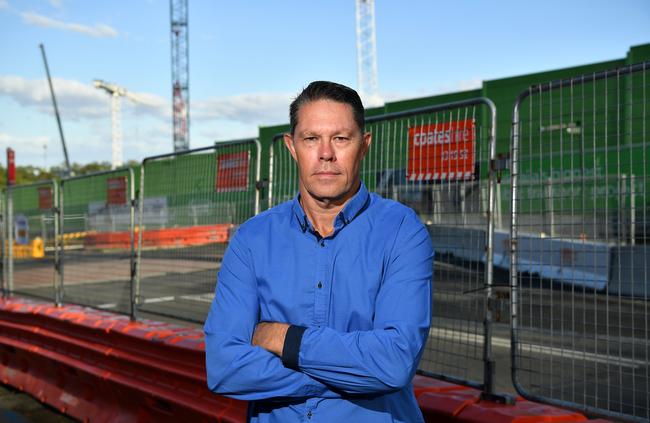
top-left (171, 0), bottom-right (189, 152)
top-left (355, 0), bottom-right (383, 107)
top-left (94, 79), bottom-right (141, 169)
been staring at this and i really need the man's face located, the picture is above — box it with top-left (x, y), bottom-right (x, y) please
top-left (284, 99), bottom-right (371, 204)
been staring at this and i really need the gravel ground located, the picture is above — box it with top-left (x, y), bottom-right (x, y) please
top-left (0, 383), bottom-right (76, 423)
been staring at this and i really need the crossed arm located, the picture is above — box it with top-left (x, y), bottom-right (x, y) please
top-left (251, 322), bottom-right (288, 356)
top-left (204, 217), bottom-right (433, 401)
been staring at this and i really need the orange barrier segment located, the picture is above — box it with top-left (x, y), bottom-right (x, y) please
top-left (457, 397), bottom-right (588, 423)
top-left (84, 224), bottom-right (233, 249)
top-left (417, 387), bottom-right (483, 423)
top-left (0, 297), bottom-right (246, 422)
top-left (0, 297), bottom-right (614, 422)
top-left (412, 374), bottom-right (469, 397)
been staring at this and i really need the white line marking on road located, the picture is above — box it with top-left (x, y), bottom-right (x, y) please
top-left (179, 293), bottom-right (214, 303)
top-left (429, 328), bottom-right (645, 368)
top-left (143, 296), bottom-right (175, 304)
top-left (97, 303), bottom-right (117, 309)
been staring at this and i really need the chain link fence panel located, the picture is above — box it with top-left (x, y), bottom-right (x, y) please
top-left (4, 181), bottom-right (60, 302)
top-left (510, 62), bottom-right (650, 422)
top-left (59, 168), bottom-right (136, 316)
top-left (136, 140), bottom-right (261, 322)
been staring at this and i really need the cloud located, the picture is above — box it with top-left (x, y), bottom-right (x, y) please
top-left (0, 75), bottom-right (293, 129)
top-left (20, 11), bottom-right (118, 38)
top-left (0, 132), bottom-right (54, 166)
top-left (1, 76), bottom-right (300, 163)
top-left (0, 75), bottom-right (168, 121)
top-left (0, 133), bottom-right (50, 154)
top-left (0, 0), bottom-right (9, 10)
top-left (49, 0), bottom-right (62, 8)
top-left (193, 92), bottom-right (293, 126)
top-left (431, 78), bottom-right (483, 95)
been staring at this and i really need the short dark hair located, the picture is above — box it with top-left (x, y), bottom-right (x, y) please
top-left (289, 81), bottom-right (365, 135)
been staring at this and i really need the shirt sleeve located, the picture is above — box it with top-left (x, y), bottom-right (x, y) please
top-left (289, 212), bottom-right (434, 395)
top-left (203, 225), bottom-right (339, 401)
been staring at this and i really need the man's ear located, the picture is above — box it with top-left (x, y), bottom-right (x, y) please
top-left (361, 132), bottom-right (372, 158)
top-left (283, 133), bottom-right (298, 162)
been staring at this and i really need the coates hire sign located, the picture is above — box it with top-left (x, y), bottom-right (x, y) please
top-left (407, 119), bottom-right (475, 181)
top-left (216, 151), bottom-right (249, 192)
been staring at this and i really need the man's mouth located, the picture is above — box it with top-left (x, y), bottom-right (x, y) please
top-left (314, 171), bottom-right (339, 177)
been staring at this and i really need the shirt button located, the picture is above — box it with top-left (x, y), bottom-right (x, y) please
top-left (319, 241), bottom-right (325, 247)
top-left (317, 281), bottom-right (322, 289)
top-left (307, 410), bottom-right (312, 419)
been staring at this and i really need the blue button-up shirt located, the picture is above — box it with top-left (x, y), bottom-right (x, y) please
top-left (204, 183), bottom-right (433, 422)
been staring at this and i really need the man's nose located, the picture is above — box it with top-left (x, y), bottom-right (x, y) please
top-left (319, 139), bottom-right (335, 161)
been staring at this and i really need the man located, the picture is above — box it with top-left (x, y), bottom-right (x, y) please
top-left (204, 81), bottom-right (433, 422)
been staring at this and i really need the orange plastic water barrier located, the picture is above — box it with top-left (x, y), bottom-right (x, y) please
top-left (0, 298), bottom-right (246, 422)
top-left (411, 375), bottom-right (608, 423)
top-left (84, 224), bottom-right (233, 250)
top-left (0, 298), bottom-right (611, 423)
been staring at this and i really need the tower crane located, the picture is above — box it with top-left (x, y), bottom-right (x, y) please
top-left (93, 79), bottom-right (142, 169)
top-left (170, 0), bottom-right (189, 151)
top-left (355, 0), bottom-right (383, 107)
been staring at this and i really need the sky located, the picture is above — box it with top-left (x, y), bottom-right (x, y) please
top-left (0, 0), bottom-right (649, 169)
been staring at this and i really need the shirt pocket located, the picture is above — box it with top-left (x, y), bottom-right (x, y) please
top-left (329, 250), bottom-right (384, 331)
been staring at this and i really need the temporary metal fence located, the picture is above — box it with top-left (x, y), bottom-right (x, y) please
top-left (59, 168), bottom-right (136, 316)
top-left (510, 62), bottom-right (650, 421)
top-left (269, 99), bottom-right (501, 395)
top-left (3, 76), bottom-right (647, 417)
top-left (136, 139), bottom-right (261, 322)
top-left (2, 181), bottom-right (60, 302)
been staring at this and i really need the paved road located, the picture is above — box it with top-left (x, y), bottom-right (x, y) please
top-left (7, 248), bottom-right (649, 420)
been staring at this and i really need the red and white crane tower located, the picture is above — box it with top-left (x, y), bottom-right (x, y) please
top-left (170, 0), bottom-right (189, 152)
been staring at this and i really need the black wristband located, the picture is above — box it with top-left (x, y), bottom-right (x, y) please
top-left (282, 325), bottom-right (307, 370)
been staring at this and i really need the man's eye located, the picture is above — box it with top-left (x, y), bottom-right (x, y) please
top-left (304, 137), bottom-right (317, 142)
top-left (334, 137), bottom-right (349, 142)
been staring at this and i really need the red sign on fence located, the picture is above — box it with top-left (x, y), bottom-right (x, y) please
top-left (107, 176), bottom-right (127, 205)
top-left (407, 119), bottom-right (475, 181)
top-left (216, 151), bottom-right (249, 192)
top-left (7, 148), bottom-right (15, 186)
top-left (38, 186), bottom-right (53, 210)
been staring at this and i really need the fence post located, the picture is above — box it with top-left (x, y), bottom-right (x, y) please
top-left (1, 190), bottom-right (5, 297)
top-left (481, 99), bottom-right (513, 403)
top-left (253, 138), bottom-right (262, 215)
top-left (129, 167), bottom-right (138, 321)
top-left (6, 185), bottom-right (13, 295)
top-left (133, 164), bottom-right (146, 321)
top-left (630, 174), bottom-right (635, 245)
top-left (54, 180), bottom-right (62, 306)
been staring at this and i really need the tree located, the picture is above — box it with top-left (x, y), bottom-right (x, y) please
top-left (1, 161), bottom-right (116, 187)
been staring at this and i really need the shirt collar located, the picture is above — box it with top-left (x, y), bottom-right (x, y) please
top-left (291, 182), bottom-right (370, 234)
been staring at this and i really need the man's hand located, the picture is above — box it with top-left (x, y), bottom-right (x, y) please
top-left (252, 322), bottom-right (290, 357)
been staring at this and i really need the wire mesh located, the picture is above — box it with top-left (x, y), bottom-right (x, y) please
top-left (510, 62), bottom-right (650, 422)
top-left (59, 169), bottom-right (135, 315)
top-left (6, 181), bottom-right (59, 302)
top-left (136, 140), bottom-right (261, 322)
top-left (269, 100), bottom-right (498, 389)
